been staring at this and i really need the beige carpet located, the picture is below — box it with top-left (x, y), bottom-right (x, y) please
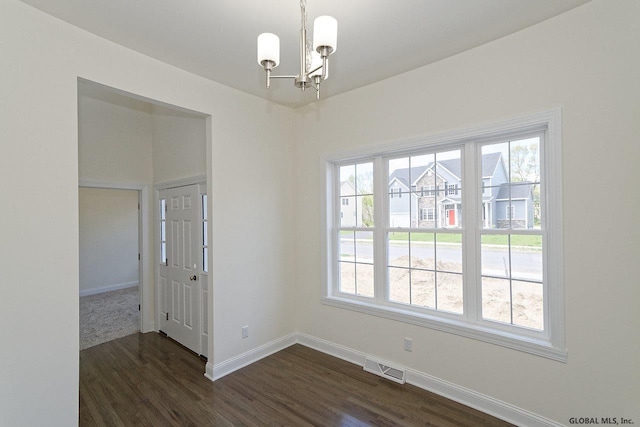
top-left (79, 287), bottom-right (140, 350)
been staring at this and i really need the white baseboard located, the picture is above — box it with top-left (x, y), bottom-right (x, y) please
top-left (208, 333), bottom-right (297, 381)
top-left (203, 331), bottom-right (560, 426)
top-left (79, 281), bottom-right (138, 297)
top-left (296, 333), bottom-right (561, 427)
top-left (405, 369), bottom-right (560, 427)
top-left (296, 332), bottom-right (367, 366)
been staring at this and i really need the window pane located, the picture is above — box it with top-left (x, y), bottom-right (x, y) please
top-left (350, 162), bottom-right (373, 228)
top-left (340, 165), bottom-right (356, 195)
top-left (481, 234), bottom-right (509, 278)
top-left (355, 232), bottom-right (374, 264)
top-left (436, 272), bottom-right (463, 314)
top-left (411, 269), bottom-right (435, 308)
top-left (202, 194), bottom-right (208, 220)
top-left (410, 153), bottom-right (434, 183)
top-left (481, 186), bottom-right (501, 229)
top-left (356, 162), bottom-right (373, 195)
top-left (482, 277), bottom-right (511, 324)
top-left (481, 143), bottom-right (508, 229)
top-left (388, 267), bottom-right (410, 304)
top-left (510, 137), bottom-right (540, 184)
top-left (160, 199), bottom-right (166, 220)
top-left (504, 182), bottom-right (535, 229)
top-left (161, 242), bottom-right (166, 264)
top-left (410, 232), bottom-right (434, 270)
top-left (357, 195), bottom-right (374, 227)
top-left (389, 157), bottom-right (411, 227)
top-left (512, 280), bottom-right (543, 330)
top-left (339, 231), bottom-right (355, 262)
top-left (356, 263), bottom-right (374, 298)
top-left (482, 142), bottom-right (509, 180)
top-left (532, 183), bottom-right (541, 230)
top-left (339, 262), bottom-right (355, 294)
top-left (202, 221), bottom-right (208, 245)
top-left (510, 235), bottom-right (542, 282)
top-left (388, 232), bottom-right (409, 268)
top-left (416, 194), bottom-right (437, 229)
top-left (436, 233), bottom-right (462, 273)
top-left (161, 221), bottom-right (166, 241)
top-left (203, 247), bottom-right (208, 273)
top-left (339, 196), bottom-right (356, 227)
top-left (389, 191), bottom-right (410, 228)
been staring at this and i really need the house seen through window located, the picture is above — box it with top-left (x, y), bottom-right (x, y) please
top-left (325, 111), bottom-right (564, 360)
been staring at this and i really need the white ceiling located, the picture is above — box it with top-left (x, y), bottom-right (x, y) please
top-left (21, 0), bottom-right (589, 108)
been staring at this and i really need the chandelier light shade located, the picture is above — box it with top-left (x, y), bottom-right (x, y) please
top-left (313, 16), bottom-right (338, 54)
top-left (257, 33), bottom-right (280, 67)
top-left (257, 0), bottom-right (337, 100)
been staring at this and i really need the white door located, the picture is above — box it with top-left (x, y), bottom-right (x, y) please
top-left (159, 184), bottom-right (201, 354)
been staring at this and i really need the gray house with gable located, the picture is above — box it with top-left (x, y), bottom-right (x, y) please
top-left (389, 152), bottom-right (535, 229)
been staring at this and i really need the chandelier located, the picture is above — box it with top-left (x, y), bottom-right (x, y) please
top-left (257, 0), bottom-right (337, 100)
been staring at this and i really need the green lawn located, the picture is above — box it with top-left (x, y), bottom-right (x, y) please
top-left (387, 232), bottom-right (541, 247)
top-left (341, 230), bottom-right (541, 247)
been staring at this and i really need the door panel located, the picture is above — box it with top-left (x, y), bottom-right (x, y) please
top-left (184, 283), bottom-right (193, 328)
top-left (160, 184), bottom-right (201, 354)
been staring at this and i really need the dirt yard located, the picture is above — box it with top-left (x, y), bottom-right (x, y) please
top-left (339, 256), bottom-right (543, 330)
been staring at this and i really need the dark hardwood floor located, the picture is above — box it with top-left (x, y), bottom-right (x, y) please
top-left (79, 333), bottom-right (512, 426)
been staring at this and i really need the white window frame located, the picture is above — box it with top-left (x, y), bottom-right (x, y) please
top-left (321, 109), bottom-right (565, 361)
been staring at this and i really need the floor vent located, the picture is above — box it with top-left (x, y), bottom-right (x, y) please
top-left (363, 357), bottom-right (406, 384)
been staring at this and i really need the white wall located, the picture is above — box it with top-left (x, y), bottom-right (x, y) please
top-left (78, 84), bottom-right (156, 330)
top-left (0, 1), bottom-right (296, 425)
top-left (152, 105), bottom-right (206, 184)
top-left (78, 84), bottom-right (154, 184)
top-left (294, 1), bottom-right (639, 424)
top-left (78, 187), bottom-right (139, 295)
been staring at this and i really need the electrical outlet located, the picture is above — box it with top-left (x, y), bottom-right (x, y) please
top-left (242, 325), bottom-right (249, 339)
top-left (404, 337), bottom-right (413, 352)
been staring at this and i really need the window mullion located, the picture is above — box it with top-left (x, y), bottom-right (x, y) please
top-left (373, 156), bottom-right (386, 304)
top-left (332, 164), bottom-right (342, 296)
top-left (462, 142), bottom-right (479, 323)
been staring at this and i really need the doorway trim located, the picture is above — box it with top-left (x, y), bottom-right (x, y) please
top-left (79, 179), bottom-right (152, 333)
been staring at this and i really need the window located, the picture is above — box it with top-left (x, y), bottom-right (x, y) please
top-left (324, 110), bottom-right (564, 360)
top-left (159, 199), bottom-right (167, 265)
top-left (342, 198), bottom-right (349, 206)
top-left (419, 208), bottom-right (435, 221)
top-left (506, 205), bottom-right (515, 219)
top-left (202, 194), bottom-right (208, 273)
top-left (391, 187), bottom-right (402, 198)
top-left (337, 162), bottom-right (374, 297)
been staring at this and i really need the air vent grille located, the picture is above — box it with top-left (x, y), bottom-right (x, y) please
top-left (363, 357), bottom-right (406, 384)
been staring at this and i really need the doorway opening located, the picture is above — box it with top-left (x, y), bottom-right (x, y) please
top-left (78, 186), bottom-right (142, 349)
top-left (77, 78), bottom-right (211, 359)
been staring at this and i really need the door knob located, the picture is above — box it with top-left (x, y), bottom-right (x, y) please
top-left (190, 275), bottom-right (197, 281)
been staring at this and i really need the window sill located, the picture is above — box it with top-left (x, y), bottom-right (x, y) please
top-left (321, 295), bottom-right (567, 362)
